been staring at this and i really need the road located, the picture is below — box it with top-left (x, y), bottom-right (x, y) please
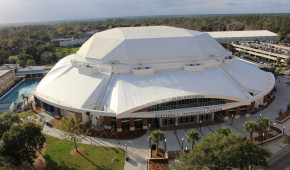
top-left (266, 148), bottom-right (290, 170)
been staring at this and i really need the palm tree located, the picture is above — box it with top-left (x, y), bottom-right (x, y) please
top-left (244, 121), bottom-right (259, 141)
top-left (148, 130), bottom-right (165, 157)
top-left (185, 129), bottom-right (200, 150)
top-left (259, 118), bottom-right (270, 137)
top-left (215, 126), bottom-right (233, 136)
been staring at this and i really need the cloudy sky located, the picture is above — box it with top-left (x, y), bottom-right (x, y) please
top-left (0, 0), bottom-right (289, 24)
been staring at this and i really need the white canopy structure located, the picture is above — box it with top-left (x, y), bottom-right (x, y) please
top-left (33, 26), bottom-right (275, 121)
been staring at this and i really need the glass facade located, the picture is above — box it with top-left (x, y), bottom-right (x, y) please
top-left (147, 98), bottom-right (226, 112)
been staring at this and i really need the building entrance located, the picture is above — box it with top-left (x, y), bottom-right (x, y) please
top-left (161, 118), bottom-right (176, 126)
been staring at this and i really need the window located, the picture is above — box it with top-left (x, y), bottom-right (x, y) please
top-left (147, 98), bottom-right (226, 112)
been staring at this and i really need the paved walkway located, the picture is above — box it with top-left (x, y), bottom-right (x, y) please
top-left (29, 75), bottom-right (290, 170)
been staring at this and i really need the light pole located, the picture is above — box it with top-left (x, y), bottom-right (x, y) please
top-left (181, 137), bottom-right (184, 151)
top-left (149, 123), bottom-right (151, 132)
top-left (146, 156), bottom-right (148, 170)
top-left (125, 144), bottom-right (128, 161)
top-left (231, 114), bottom-right (234, 126)
top-left (283, 126), bottom-right (285, 136)
top-left (199, 120), bottom-right (202, 131)
top-left (89, 132), bottom-right (92, 145)
top-left (164, 138), bottom-right (167, 153)
top-left (259, 113), bottom-right (262, 122)
top-left (262, 133), bottom-right (265, 143)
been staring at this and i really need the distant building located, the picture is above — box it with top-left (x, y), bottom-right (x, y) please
top-left (0, 69), bottom-right (16, 96)
top-left (50, 38), bottom-right (74, 46)
top-left (207, 30), bottom-right (277, 43)
top-left (0, 64), bottom-right (19, 71)
top-left (60, 30), bottom-right (100, 47)
top-left (16, 66), bottom-right (49, 81)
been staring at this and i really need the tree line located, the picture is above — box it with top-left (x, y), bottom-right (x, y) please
top-left (0, 14), bottom-right (289, 66)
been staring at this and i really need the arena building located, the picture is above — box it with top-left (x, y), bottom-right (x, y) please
top-left (33, 26), bottom-right (275, 132)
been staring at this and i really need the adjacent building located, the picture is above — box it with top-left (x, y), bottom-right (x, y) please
top-left (208, 30), bottom-right (277, 43)
top-left (0, 69), bottom-right (16, 96)
top-left (33, 26), bottom-right (275, 132)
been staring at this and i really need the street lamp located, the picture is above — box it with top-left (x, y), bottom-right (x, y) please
top-left (164, 138), bottom-right (167, 153)
top-left (283, 126), bottom-right (285, 136)
top-left (146, 156), bottom-right (148, 170)
top-left (262, 133), bottom-right (265, 143)
top-left (231, 114), bottom-right (234, 126)
top-left (199, 120), bottom-right (202, 131)
top-left (259, 113), bottom-right (262, 122)
top-left (149, 123), bottom-right (151, 132)
top-left (125, 144), bottom-right (128, 161)
top-left (181, 137), bottom-right (184, 151)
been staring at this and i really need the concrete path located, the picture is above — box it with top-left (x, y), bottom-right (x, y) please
top-left (26, 75), bottom-right (290, 170)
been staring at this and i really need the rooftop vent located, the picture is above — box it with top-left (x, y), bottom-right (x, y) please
top-left (132, 66), bottom-right (154, 76)
top-left (184, 63), bottom-right (204, 72)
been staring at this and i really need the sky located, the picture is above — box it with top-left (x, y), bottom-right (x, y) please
top-left (0, 0), bottom-right (289, 24)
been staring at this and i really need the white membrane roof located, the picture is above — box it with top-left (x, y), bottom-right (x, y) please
top-left (77, 26), bottom-right (225, 63)
top-left (34, 26), bottom-right (275, 117)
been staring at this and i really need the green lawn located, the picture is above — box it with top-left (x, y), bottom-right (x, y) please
top-left (44, 135), bottom-right (125, 170)
top-left (16, 111), bottom-right (36, 119)
top-left (55, 47), bottom-right (80, 57)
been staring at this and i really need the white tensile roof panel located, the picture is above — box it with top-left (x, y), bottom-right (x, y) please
top-left (77, 26), bottom-right (225, 63)
top-left (34, 66), bottom-right (108, 108)
top-left (222, 59), bottom-right (272, 91)
top-left (105, 67), bottom-right (248, 114)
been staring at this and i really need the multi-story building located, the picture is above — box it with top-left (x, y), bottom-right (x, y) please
top-left (0, 69), bottom-right (16, 96)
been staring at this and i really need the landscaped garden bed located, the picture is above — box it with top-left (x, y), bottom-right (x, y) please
top-left (275, 103), bottom-right (290, 123)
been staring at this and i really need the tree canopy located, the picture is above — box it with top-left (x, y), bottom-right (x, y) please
top-left (1, 122), bottom-right (45, 165)
top-left (0, 112), bottom-right (19, 138)
top-left (172, 133), bottom-right (271, 170)
top-left (60, 115), bottom-right (85, 152)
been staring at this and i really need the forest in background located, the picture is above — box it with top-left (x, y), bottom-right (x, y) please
top-left (0, 14), bottom-right (289, 66)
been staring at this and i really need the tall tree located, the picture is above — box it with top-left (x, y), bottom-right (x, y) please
top-left (2, 122), bottom-right (45, 165)
top-left (172, 133), bottom-right (271, 170)
top-left (0, 113), bottom-right (19, 138)
top-left (185, 129), bottom-right (200, 150)
top-left (244, 121), bottom-right (259, 141)
top-left (60, 116), bottom-right (83, 152)
top-left (148, 130), bottom-right (165, 157)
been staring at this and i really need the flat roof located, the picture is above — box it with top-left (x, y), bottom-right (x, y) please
top-left (207, 30), bottom-right (277, 38)
top-left (0, 70), bottom-right (10, 77)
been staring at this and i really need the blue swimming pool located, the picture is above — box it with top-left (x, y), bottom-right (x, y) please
top-left (3, 81), bottom-right (40, 103)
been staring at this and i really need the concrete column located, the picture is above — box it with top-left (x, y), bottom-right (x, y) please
top-left (116, 119), bottom-right (122, 132)
top-left (54, 107), bottom-right (61, 119)
top-left (104, 116), bottom-right (111, 129)
top-left (235, 106), bottom-right (240, 119)
top-left (130, 118), bottom-right (135, 131)
top-left (142, 118), bottom-right (148, 129)
top-left (211, 113), bottom-right (214, 121)
top-left (224, 109), bottom-right (229, 120)
top-left (246, 105), bottom-right (251, 117)
top-left (40, 101), bottom-right (46, 110)
top-left (251, 101), bottom-right (255, 110)
top-left (263, 95), bottom-right (268, 106)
